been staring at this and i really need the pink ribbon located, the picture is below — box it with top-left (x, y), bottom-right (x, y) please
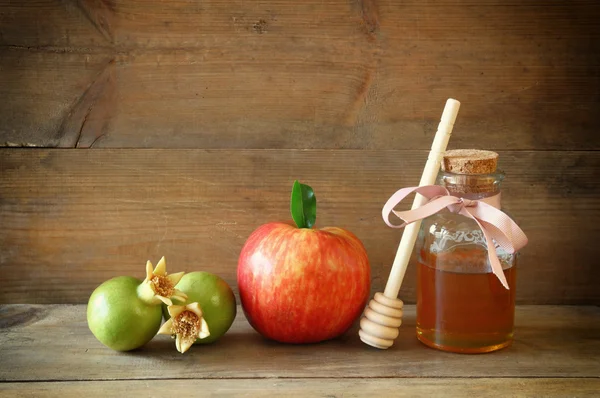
top-left (382, 185), bottom-right (528, 289)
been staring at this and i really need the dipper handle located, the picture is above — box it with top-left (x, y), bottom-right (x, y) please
top-left (359, 98), bottom-right (461, 349)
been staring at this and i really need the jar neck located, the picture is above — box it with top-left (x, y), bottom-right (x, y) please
top-left (436, 170), bottom-right (505, 200)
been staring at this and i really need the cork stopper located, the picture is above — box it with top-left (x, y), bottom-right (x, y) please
top-left (440, 149), bottom-right (501, 196)
top-left (442, 149), bottom-right (499, 175)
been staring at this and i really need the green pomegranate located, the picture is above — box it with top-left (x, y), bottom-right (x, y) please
top-left (164, 271), bottom-right (237, 345)
top-left (87, 257), bottom-right (187, 351)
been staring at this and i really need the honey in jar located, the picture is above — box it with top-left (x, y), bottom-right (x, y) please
top-left (415, 149), bottom-right (518, 353)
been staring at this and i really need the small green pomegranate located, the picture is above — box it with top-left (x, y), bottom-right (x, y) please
top-left (87, 256), bottom-right (187, 351)
top-left (164, 271), bottom-right (237, 345)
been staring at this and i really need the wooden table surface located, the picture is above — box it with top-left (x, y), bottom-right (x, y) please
top-left (1, 305), bottom-right (599, 397)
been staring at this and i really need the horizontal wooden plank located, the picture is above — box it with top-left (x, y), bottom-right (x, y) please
top-left (5, 1), bottom-right (599, 51)
top-left (0, 305), bottom-right (598, 381)
top-left (1, 1), bottom-right (598, 149)
top-left (0, 49), bottom-right (114, 148)
top-left (0, 0), bottom-right (110, 48)
top-left (0, 149), bottom-right (598, 304)
top-left (358, 1), bottom-right (600, 151)
top-left (85, 53), bottom-right (600, 151)
top-left (2, 378), bottom-right (599, 397)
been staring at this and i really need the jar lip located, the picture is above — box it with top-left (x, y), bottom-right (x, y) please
top-left (439, 169), bottom-right (505, 181)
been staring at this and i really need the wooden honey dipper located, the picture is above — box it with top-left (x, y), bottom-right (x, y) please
top-left (358, 98), bottom-right (461, 349)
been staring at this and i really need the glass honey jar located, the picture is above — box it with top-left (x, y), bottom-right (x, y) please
top-left (415, 149), bottom-right (520, 354)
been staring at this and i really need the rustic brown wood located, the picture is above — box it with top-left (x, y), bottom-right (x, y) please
top-left (57, 58), bottom-right (117, 148)
top-left (0, 149), bottom-right (598, 305)
top-left (1, 1), bottom-right (598, 149)
top-left (2, 378), bottom-right (599, 397)
top-left (76, 0), bottom-right (115, 45)
top-left (0, 305), bottom-right (598, 381)
top-left (0, 0), bottom-right (108, 48)
top-left (0, 49), bottom-right (114, 147)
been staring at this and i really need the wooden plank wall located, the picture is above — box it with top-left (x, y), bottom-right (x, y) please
top-left (0, 1), bottom-right (599, 304)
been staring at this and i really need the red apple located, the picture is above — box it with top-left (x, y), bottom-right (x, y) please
top-left (237, 181), bottom-right (371, 343)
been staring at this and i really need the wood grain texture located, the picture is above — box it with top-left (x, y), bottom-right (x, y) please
top-left (0, 0), bottom-right (598, 149)
top-left (2, 378), bottom-right (599, 397)
top-left (56, 58), bottom-right (117, 148)
top-left (76, 0), bottom-right (116, 45)
top-left (0, 49), bottom-right (114, 147)
top-left (1, 149), bottom-right (598, 304)
top-left (0, 0), bottom-right (109, 48)
top-left (0, 305), bottom-right (599, 381)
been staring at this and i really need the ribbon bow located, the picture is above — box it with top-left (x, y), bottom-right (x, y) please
top-left (382, 185), bottom-right (528, 289)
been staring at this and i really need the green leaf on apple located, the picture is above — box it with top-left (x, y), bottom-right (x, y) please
top-left (290, 180), bottom-right (317, 229)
